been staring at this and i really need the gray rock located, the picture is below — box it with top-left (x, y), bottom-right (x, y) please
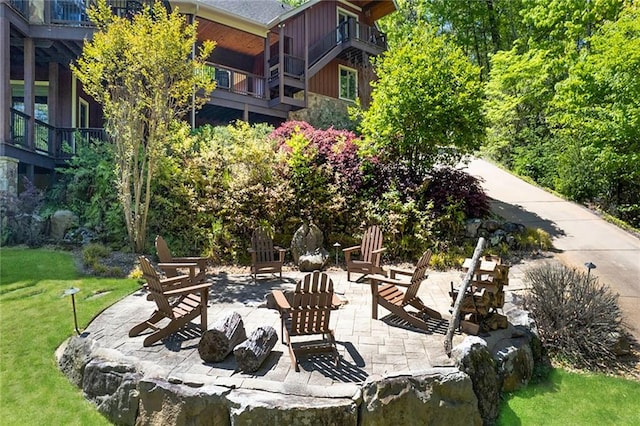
top-left (465, 218), bottom-right (483, 237)
top-left (360, 368), bottom-right (482, 426)
top-left (298, 248), bottom-right (329, 271)
top-left (291, 222), bottom-right (325, 263)
top-left (137, 378), bottom-right (231, 426)
top-left (57, 336), bottom-right (98, 388)
top-left (493, 338), bottom-right (534, 392)
top-left (227, 388), bottom-right (357, 425)
top-left (482, 219), bottom-right (501, 232)
top-left (50, 209), bottom-right (78, 240)
top-left (452, 337), bottom-right (500, 424)
top-left (83, 359), bottom-right (142, 426)
top-left (490, 229), bottom-right (507, 246)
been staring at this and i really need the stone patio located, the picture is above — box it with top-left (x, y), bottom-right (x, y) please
top-left (81, 261), bottom-right (533, 397)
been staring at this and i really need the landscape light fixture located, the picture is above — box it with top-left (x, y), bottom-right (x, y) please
top-left (64, 287), bottom-right (81, 335)
top-left (584, 262), bottom-right (596, 281)
top-left (333, 242), bottom-right (341, 266)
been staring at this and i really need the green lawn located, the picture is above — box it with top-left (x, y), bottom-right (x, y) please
top-left (498, 368), bottom-right (640, 425)
top-left (0, 247), bottom-right (138, 425)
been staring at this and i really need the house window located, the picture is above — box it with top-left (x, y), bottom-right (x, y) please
top-left (339, 66), bottom-right (357, 102)
top-left (10, 81), bottom-right (49, 122)
top-left (337, 8), bottom-right (359, 43)
top-left (78, 98), bottom-right (89, 128)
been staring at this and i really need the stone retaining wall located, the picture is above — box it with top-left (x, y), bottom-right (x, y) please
top-left (57, 315), bottom-right (540, 426)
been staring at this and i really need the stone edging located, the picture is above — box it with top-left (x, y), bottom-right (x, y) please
top-left (57, 309), bottom-right (541, 426)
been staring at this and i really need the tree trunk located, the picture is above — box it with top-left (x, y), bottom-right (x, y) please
top-left (198, 311), bottom-right (246, 363)
top-left (444, 237), bottom-right (486, 356)
top-left (233, 326), bottom-right (278, 372)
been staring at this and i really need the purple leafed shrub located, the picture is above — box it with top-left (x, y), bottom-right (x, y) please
top-left (269, 121), bottom-right (365, 193)
top-left (419, 167), bottom-right (490, 218)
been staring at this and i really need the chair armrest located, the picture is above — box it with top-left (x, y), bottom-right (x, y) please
top-left (342, 246), bottom-right (360, 253)
top-left (274, 247), bottom-right (286, 262)
top-left (163, 282), bottom-right (211, 297)
top-left (272, 290), bottom-right (291, 310)
top-left (171, 256), bottom-right (208, 266)
top-left (158, 274), bottom-right (192, 286)
top-left (369, 273), bottom-right (412, 288)
top-left (388, 266), bottom-right (413, 279)
top-left (158, 262), bottom-right (199, 269)
top-left (371, 247), bottom-right (387, 254)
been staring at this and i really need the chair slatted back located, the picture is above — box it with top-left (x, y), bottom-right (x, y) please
top-left (360, 225), bottom-right (383, 264)
top-left (403, 250), bottom-right (432, 303)
top-left (290, 271), bottom-right (334, 336)
top-left (252, 227), bottom-right (275, 263)
top-left (155, 235), bottom-right (172, 263)
top-left (139, 256), bottom-right (174, 318)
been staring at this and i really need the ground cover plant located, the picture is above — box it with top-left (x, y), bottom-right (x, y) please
top-left (0, 247), bottom-right (139, 425)
top-left (497, 368), bottom-right (640, 425)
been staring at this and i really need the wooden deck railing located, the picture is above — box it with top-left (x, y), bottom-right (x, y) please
top-left (202, 63), bottom-right (267, 99)
top-left (9, 108), bottom-right (107, 160)
top-left (308, 19), bottom-right (387, 66)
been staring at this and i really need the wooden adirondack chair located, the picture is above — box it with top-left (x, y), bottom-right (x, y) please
top-left (155, 235), bottom-right (208, 284)
top-left (129, 256), bottom-right (211, 347)
top-left (343, 225), bottom-right (386, 282)
top-left (248, 227), bottom-right (286, 283)
top-left (369, 250), bottom-right (442, 331)
top-left (272, 271), bottom-right (340, 372)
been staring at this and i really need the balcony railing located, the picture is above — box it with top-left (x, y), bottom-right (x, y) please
top-left (202, 63), bottom-right (266, 99)
top-left (9, 108), bottom-right (107, 160)
top-left (8, 0), bottom-right (155, 26)
top-left (309, 19), bottom-right (387, 66)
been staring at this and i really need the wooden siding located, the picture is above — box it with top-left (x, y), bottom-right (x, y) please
top-left (281, 1), bottom-right (373, 57)
top-left (308, 58), bottom-right (374, 107)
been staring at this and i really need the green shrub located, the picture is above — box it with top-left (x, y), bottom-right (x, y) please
top-left (53, 138), bottom-right (127, 247)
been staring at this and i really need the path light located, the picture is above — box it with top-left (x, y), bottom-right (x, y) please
top-left (585, 262), bottom-right (596, 281)
top-left (64, 287), bottom-right (81, 335)
top-left (333, 242), bottom-right (341, 266)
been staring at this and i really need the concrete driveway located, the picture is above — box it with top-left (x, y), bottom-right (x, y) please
top-left (466, 158), bottom-right (640, 345)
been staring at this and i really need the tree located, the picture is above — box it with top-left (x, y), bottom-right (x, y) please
top-left (550, 2), bottom-right (640, 226)
top-left (359, 24), bottom-right (486, 179)
top-left (72, 0), bottom-right (216, 252)
top-left (379, 0), bottom-right (526, 80)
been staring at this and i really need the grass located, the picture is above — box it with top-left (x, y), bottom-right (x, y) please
top-left (0, 247), bottom-right (138, 425)
top-left (498, 368), bottom-right (640, 425)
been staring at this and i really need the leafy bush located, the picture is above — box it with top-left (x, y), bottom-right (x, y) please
top-left (524, 262), bottom-right (626, 371)
top-left (82, 243), bottom-right (123, 277)
top-left (53, 138), bottom-right (127, 248)
top-left (0, 177), bottom-right (45, 247)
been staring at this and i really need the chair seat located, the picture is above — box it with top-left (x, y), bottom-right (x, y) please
top-left (369, 251), bottom-right (443, 331)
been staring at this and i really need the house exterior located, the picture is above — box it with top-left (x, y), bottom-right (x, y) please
top-left (0, 0), bottom-right (396, 194)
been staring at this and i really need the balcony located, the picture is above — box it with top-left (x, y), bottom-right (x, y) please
top-left (9, 108), bottom-right (107, 163)
top-left (8, 0), bottom-right (154, 26)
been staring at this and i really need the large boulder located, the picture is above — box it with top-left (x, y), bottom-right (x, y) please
top-left (298, 248), bottom-right (329, 272)
top-left (291, 222), bottom-right (325, 264)
top-left (226, 388), bottom-right (358, 425)
top-left (83, 359), bottom-right (142, 426)
top-left (360, 368), bottom-right (482, 426)
top-left (50, 209), bottom-right (78, 240)
top-left (137, 378), bottom-right (231, 426)
top-left (57, 336), bottom-right (99, 388)
top-left (493, 337), bottom-right (534, 392)
top-left (452, 336), bottom-right (500, 424)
